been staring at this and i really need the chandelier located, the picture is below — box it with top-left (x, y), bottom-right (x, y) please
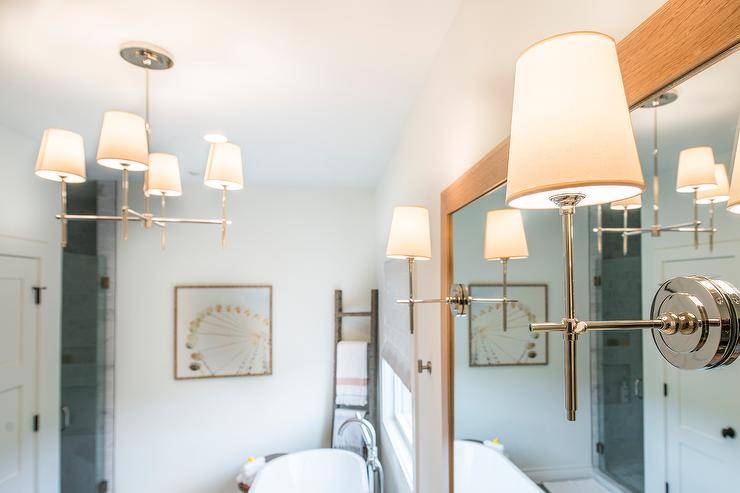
top-left (593, 92), bottom-right (727, 254)
top-left (33, 42), bottom-right (243, 249)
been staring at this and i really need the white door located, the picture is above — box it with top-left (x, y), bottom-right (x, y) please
top-left (662, 255), bottom-right (740, 493)
top-left (0, 255), bottom-right (38, 493)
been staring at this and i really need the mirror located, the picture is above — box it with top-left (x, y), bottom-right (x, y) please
top-left (450, 49), bottom-right (740, 492)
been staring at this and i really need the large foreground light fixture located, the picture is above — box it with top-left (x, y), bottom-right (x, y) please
top-left (506, 31), bottom-right (740, 422)
top-left (34, 42), bottom-right (242, 249)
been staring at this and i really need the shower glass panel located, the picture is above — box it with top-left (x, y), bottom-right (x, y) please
top-left (590, 207), bottom-right (644, 492)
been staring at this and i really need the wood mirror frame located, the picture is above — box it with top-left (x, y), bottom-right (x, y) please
top-left (439, 0), bottom-right (740, 489)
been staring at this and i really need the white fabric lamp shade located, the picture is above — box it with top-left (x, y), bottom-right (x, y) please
top-left (728, 131), bottom-right (740, 213)
top-left (204, 142), bottom-right (244, 190)
top-left (676, 146), bottom-right (716, 193)
top-left (484, 209), bottom-right (529, 260)
top-left (696, 164), bottom-right (730, 204)
top-left (506, 32), bottom-right (644, 209)
top-left (610, 194), bottom-right (642, 210)
top-left (35, 128), bottom-right (86, 183)
top-left (386, 206), bottom-right (432, 260)
top-left (96, 111), bottom-right (149, 171)
top-left (146, 153), bottom-right (182, 196)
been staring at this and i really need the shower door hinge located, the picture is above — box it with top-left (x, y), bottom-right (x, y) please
top-left (32, 414), bottom-right (39, 432)
top-left (593, 275), bottom-right (602, 286)
top-left (595, 441), bottom-right (604, 454)
top-left (665, 482), bottom-right (670, 493)
top-left (97, 480), bottom-right (109, 493)
top-left (663, 383), bottom-right (669, 397)
top-left (100, 276), bottom-right (110, 290)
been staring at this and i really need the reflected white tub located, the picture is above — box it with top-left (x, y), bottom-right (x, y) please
top-left (454, 440), bottom-right (541, 493)
top-left (249, 448), bottom-right (369, 493)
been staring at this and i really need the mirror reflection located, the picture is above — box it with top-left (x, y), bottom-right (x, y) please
top-left (452, 50), bottom-right (740, 493)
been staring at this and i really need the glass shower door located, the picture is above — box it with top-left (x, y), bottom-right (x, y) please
top-left (61, 252), bottom-right (110, 493)
top-left (590, 207), bottom-right (645, 492)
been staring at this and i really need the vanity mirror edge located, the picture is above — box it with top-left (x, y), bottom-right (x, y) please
top-left (438, 0), bottom-right (740, 490)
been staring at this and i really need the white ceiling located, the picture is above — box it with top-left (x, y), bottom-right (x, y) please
top-left (0, 0), bottom-right (460, 185)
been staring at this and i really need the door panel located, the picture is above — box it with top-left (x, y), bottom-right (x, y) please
top-left (0, 256), bottom-right (38, 493)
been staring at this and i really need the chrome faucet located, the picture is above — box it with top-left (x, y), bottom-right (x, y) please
top-left (339, 417), bottom-right (384, 493)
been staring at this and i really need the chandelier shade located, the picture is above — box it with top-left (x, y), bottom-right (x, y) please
top-left (96, 110), bottom-right (149, 171)
top-left (386, 206), bottom-right (432, 260)
top-left (506, 32), bottom-right (644, 209)
top-left (204, 142), bottom-right (244, 190)
top-left (676, 146), bottom-right (717, 193)
top-left (695, 164), bottom-right (730, 204)
top-left (35, 128), bottom-right (87, 183)
top-left (484, 209), bottom-right (529, 260)
top-left (146, 153), bottom-right (182, 196)
top-left (610, 194), bottom-right (642, 210)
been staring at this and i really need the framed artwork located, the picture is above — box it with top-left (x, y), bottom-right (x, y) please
top-left (174, 284), bottom-right (272, 380)
top-left (468, 283), bottom-right (548, 367)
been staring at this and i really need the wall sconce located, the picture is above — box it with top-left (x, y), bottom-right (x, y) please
top-left (695, 163), bottom-right (730, 251)
top-left (385, 206), bottom-right (512, 334)
top-left (506, 31), bottom-right (740, 422)
top-left (593, 94), bottom-right (718, 254)
top-left (484, 209), bottom-right (529, 331)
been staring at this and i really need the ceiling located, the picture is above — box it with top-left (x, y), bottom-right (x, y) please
top-left (0, 0), bottom-right (460, 185)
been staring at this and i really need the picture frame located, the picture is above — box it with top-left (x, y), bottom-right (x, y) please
top-left (174, 284), bottom-right (273, 380)
top-left (468, 283), bottom-right (548, 367)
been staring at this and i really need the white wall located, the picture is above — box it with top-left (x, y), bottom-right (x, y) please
top-left (373, 1), bottom-right (664, 491)
top-left (114, 184), bottom-right (376, 493)
top-left (452, 189), bottom-right (592, 482)
top-left (0, 125), bottom-right (62, 493)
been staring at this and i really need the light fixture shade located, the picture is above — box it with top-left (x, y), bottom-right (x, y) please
top-left (35, 128), bottom-right (86, 183)
top-left (146, 153), bottom-right (182, 196)
top-left (676, 146), bottom-right (716, 193)
top-left (728, 134), bottom-right (740, 213)
top-left (696, 164), bottom-right (730, 204)
top-left (484, 209), bottom-right (529, 260)
top-left (204, 142), bottom-right (244, 190)
top-left (610, 194), bottom-right (642, 210)
top-left (386, 206), bottom-right (431, 260)
top-left (96, 111), bottom-right (149, 171)
top-left (506, 32), bottom-right (644, 209)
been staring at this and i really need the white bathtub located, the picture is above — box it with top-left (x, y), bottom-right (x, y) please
top-left (249, 448), bottom-right (370, 493)
top-left (454, 440), bottom-right (541, 493)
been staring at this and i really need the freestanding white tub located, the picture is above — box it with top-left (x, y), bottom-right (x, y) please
top-left (249, 448), bottom-right (370, 493)
top-left (454, 440), bottom-right (541, 493)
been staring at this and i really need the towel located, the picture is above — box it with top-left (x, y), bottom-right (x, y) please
top-left (332, 408), bottom-right (365, 456)
top-left (335, 341), bottom-right (368, 407)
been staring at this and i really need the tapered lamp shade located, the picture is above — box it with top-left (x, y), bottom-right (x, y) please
top-left (506, 32), bottom-right (644, 209)
top-left (484, 209), bottom-right (529, 260)
top-left (204, 142), bottom-right (244, 190)
top-left (96, 111), bottom-right (149, 171)
top-left (35, 128), bottom-right (86, 183)
top-left (728, 130), bottom-right (740, 213)
top-left (696, 164), bottom-right (730, 204)
top-left (610, 194), bottom-right (642, 210)
top-left (676, 146), bottom-right (716, 193)
top-left (146, 153), bottom-right (182, 196)
top-left (386, 206), bottom-right (431, 260)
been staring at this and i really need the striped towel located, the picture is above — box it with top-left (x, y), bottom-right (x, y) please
top-left (335, 341), bottom-right (368, 407)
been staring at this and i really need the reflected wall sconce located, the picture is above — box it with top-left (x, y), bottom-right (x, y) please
top-left (385, 206), bottom-right (511, 334)
top-left (506, 32), bottom-right (740, 422)
top-left (695, 163), bottom-right (730, 251)
top-left (34, 42), bottom-right (243, 249)
top-left (593, 93), bottom-right (718, 254)
top-left (727, 127), bottom-right (740, 214)
top-left (484, 209), bottom-right (529, 331)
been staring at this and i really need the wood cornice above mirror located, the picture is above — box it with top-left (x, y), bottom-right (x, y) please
top-left (440, 0), bottom-right (739, 490)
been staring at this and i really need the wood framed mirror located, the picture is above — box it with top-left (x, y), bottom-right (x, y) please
top-left (440, 1), bottom-right (740, 490)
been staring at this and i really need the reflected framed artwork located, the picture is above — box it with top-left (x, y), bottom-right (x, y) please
top-left (175, 284), bottom-right (273, 380)
top-left (468, 283), bottom-right (547, 367)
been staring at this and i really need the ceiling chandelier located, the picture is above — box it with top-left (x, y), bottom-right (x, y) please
top-left (593, 92), bottom-right (728, 254)
top-left (33, 42), bottom-right (243, 249)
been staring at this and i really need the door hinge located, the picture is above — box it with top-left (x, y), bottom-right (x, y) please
top-left (663, 383), bottom-right (668, 397)
top-left (665, 481), bottom-right (670, 493)
top-left (593, 275), bottom-right (602, 286)
top-left (32, 414), bottom-right (39, 432)
top-left (595, 441), bottom-right (604, 454)
top-left (100, 276), bottom-right (110, 290)
top-left (32, 286), bottom-right (47, 305)
top-left (97, 480), bottom-right (109, 493)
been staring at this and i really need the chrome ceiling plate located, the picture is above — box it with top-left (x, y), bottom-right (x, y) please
top-left (651, 276), bottom-right (740, 370)
top-left (119, 42), bottom-right (174, 70)
top-left (448, 284), bottom-right (470, 318)
top-left (640, 91), bottom-right (678, 108)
